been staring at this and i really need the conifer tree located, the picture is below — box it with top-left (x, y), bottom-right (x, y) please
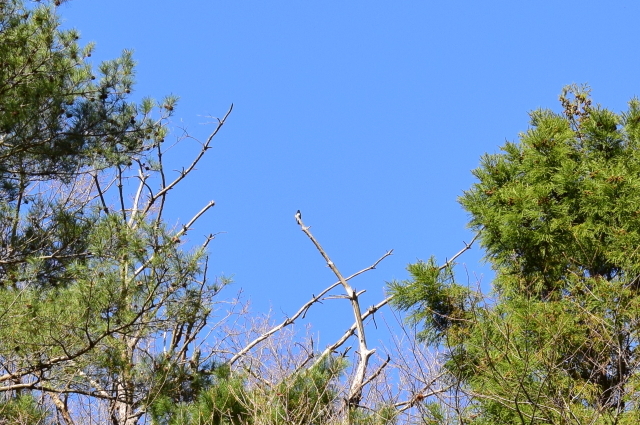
top-left (0, 1), bottom-right (225, 423)
top-left (390, 85), bottom-right (640, 424)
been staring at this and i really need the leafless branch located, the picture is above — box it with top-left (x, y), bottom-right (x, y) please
top-left (141, 104), bottom-right (233, 217)
top-left (295, 210), bottom-right (375, 407)
top-left (228, 250), bottom-right (392, 366)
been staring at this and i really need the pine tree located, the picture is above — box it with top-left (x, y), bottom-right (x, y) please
top-left (0, 1), bottom-right (223, 423)
top-left (390, 85), bottom-right (640, 424)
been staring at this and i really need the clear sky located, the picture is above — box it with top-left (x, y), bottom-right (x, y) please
top-left (59, 0), bottom-right (640, 345)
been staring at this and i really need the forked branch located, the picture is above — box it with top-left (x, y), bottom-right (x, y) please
top-left (228, 250), bottom-right (392, 366)
top-left (295, 210), bottom-right (377, 407)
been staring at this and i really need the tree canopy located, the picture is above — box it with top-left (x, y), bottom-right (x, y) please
top-left (0, 1), bottom-right (221, 423)
top-left (6, 0), bottom-right (639, 424)
top-left (391, 84), bottom-right (640, 424)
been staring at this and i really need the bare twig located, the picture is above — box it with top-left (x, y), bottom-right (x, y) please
top-left (141, 104), bottom-right (233, 217)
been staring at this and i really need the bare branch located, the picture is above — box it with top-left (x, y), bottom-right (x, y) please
top-left (132, 200), bottom-right (215, 279)
top-left (295, 211), bottom-right (374, 407)
top-left (128, 167), bottom-right (149, 227)
top-left (439, 232), bottom-right (480, 271)
top-left (228, 250), bottom-right (393, 366)
top-left (141, 104), bottom-right (233, 217)
top-left (50, 392), bottom-right (75, 425)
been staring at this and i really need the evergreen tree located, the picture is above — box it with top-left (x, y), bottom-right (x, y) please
top-left (390, 85), bottom-right (640, 424)
top-left (0, 1), bottom-right (222, 423)
top-left (149, 356), bottom-right (349, 425)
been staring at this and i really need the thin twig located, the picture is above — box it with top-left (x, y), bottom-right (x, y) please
top-left (142, 104), bottom-right (233, 217)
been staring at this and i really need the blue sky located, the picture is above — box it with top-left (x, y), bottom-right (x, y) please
top-left (60, 0), bottom-right (640, 344)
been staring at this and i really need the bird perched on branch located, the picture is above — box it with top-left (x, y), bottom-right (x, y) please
top-left (295, 210), bottom-right (302, 225)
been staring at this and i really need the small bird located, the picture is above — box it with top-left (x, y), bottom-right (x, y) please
top-left (295, 210), bottom-right (302, 224)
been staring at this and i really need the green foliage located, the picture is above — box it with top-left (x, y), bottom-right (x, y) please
top-left (261, 355), bottom-right (345, 424)
top-left (0, 0), bottom-right (164, 187)
top-left (388, 257), bottom-right (476, 344)
top-left (0, 395), bottom-right (50, 424)
top-left (348, 404), bottom-right (398, 425)
top-left (149, 365), bottom-right (249, 425)
top-left (0, 0), bottom-right (173, 292)
top-left (0, 1), bottom-right (225, 422)
top-left (149, 356), bottom-right (348, 425)
top-left (392, 85), bottom-right (640, 424)
top-left (1, 2), bottom-right (380, 423)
